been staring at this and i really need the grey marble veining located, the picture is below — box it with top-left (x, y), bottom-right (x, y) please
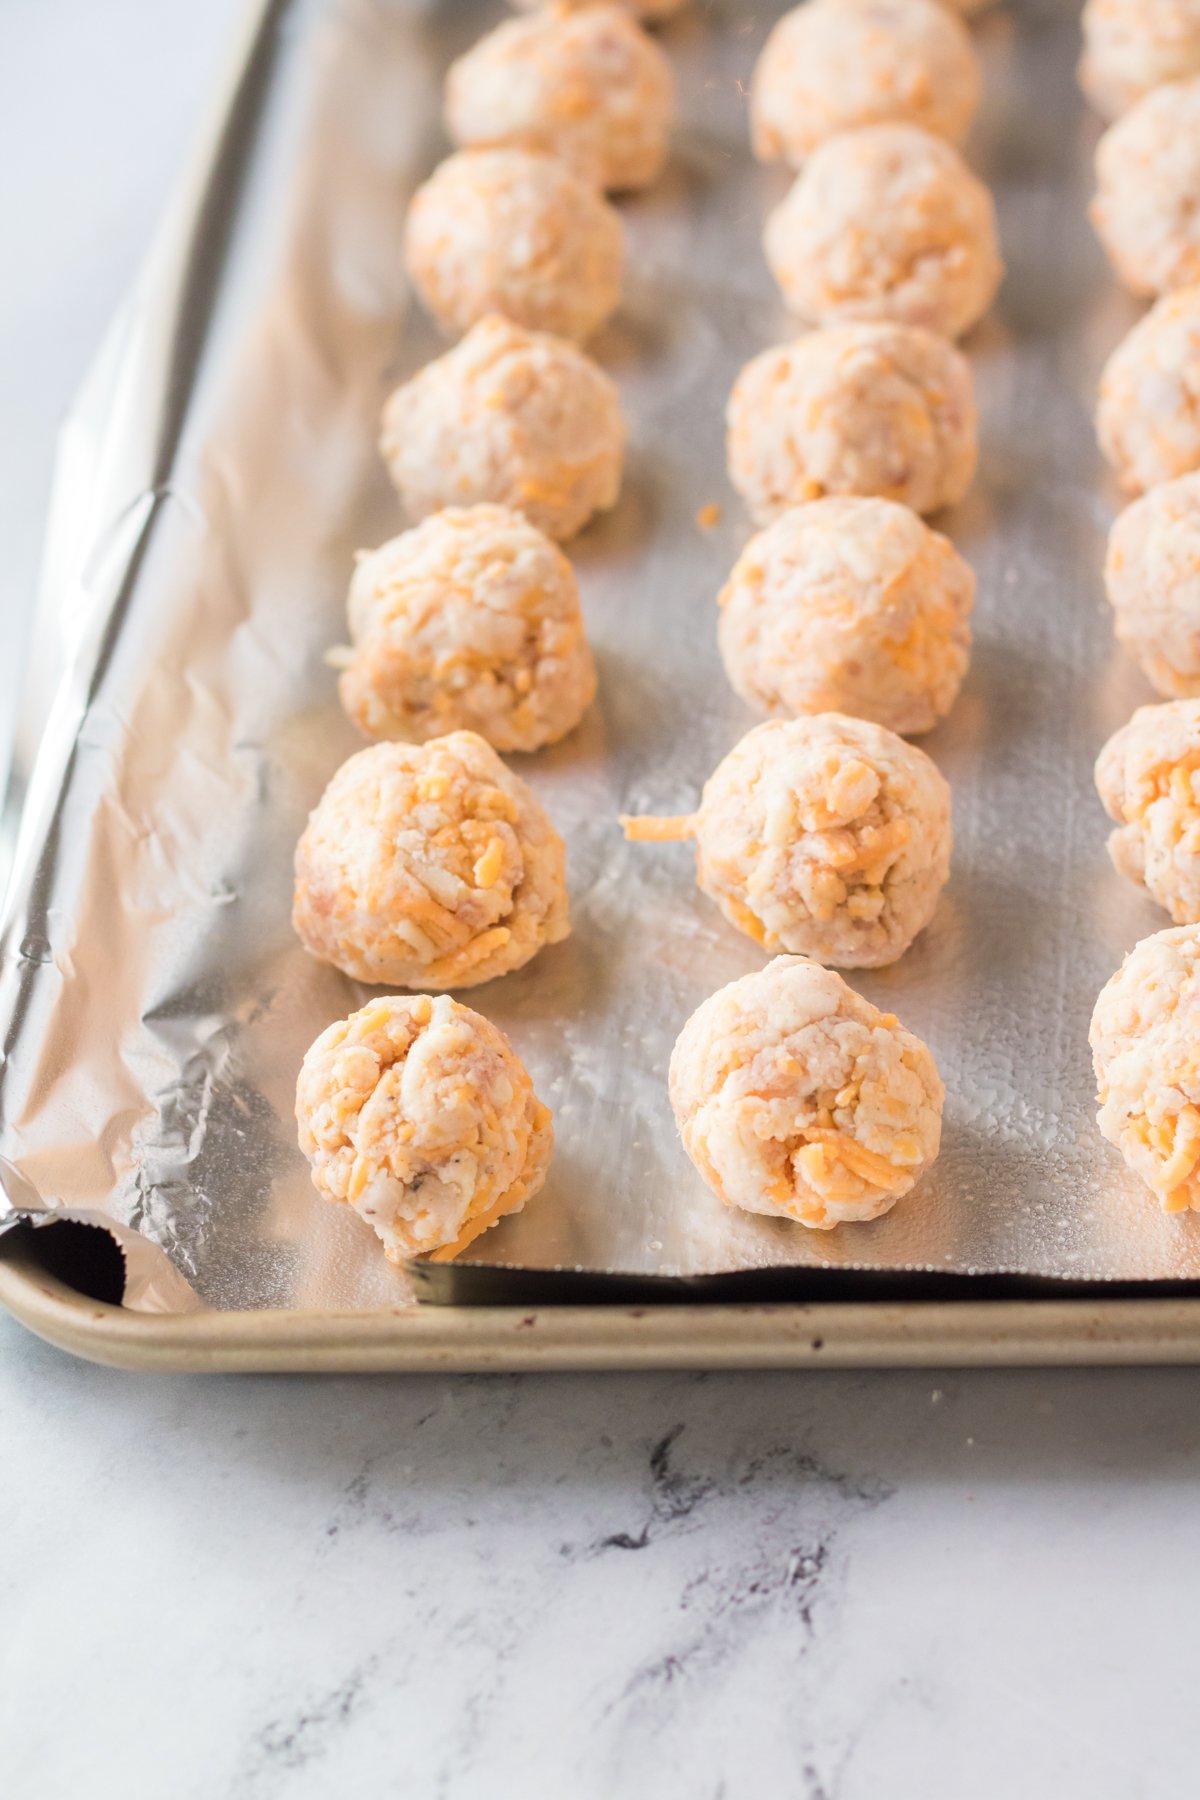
top-left (3, 1312), bottom-right (1200, 1798)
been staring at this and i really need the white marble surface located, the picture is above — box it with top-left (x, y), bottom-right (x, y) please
top-left (4, 1340), bottom-right (1200, 1798)
top-left (2, 4), bottom-right (1200, 1794)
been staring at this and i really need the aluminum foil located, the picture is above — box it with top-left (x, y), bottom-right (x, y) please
top-left (3, 0), bottom-right (1200, 1313)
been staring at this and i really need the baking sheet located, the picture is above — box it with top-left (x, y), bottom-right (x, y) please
top-left (3, 0), bottom-right (1198, 1312)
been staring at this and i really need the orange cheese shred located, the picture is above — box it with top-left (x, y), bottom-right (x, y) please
top-left (620, 813), bottom-right (697, 843)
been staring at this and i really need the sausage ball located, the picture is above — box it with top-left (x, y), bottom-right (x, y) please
top-left (1090, 923), bottom-right (1200, 1212)
top-left (380, 314), bottom-right (624, 541)
top-left (510, 0), bottom-right (688, 19)
top-left (1096, 699), bottom-right (1200, 923)
top-left (1096, 287), bottom-right (1200, 495)
top-left (293, 732), bottom-right (569, 989)
top-left (763, 123), bottom-right (1003, 338)
top-left (444, 6), bottom-right (675, 192)
top-left (622, 713), bottom-right (952, 968)
top-left (751, 0), bottom-right (981, 168)
top-left (727, 322), bottom-right (977, 523)
top-left (404, 149), bottom-right (623, 342)
top-left (1091, 79), bottom-right (1200, 298)
top-left (337, 506), bottom-right (596, 753)
top-left (296, 993), bottom-right (553, 1261)
top-left (1080, 0), bottom-right (1200, 120)
top-left (669, 957), bottom-right (944, 1229)
top-left (1106, 472), bottom-right (1200, 697)
top-left (718, 497), bottom-right (974, 736)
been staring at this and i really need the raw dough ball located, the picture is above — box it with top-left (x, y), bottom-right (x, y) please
top-left (1097, 287), bottom-right (1200, 495)
top-left (1096, 699), bottom-right (1200, 922)
top-left (1080, 0), bottom-right (1200, 120)
top-left (296, 993), bottom-right (553, 1261)
top-left (718, 497), bottom-right (974, 735)
top-left (338, 506), bottom-right (596, 753)
top-left (444, 6), bottom-right (675, 192)
top-left (751, 0), bottom-right (981, 167)
top-left (1090, 923), bottom-right (1200, 1212)
top-left (727, 322), bottom-right (977, 523)
top-left (293, 732), bottom-right (569, 989)
top-left (380, 314), bottom-right (624, 540)
top-left (1091, 79), bottom-right (1200, 297)
top-left (404, 149), bottom-right (623, 342)
top-left (1106, 473), bottom-right (1200, 696)
top-left (669, 956), bottom-right (944, 1228)
top-left (763, 123), bottom-right (1003, 337)
top-left (510, 0), bottom-right (688, 20)
top-left (622, 713), bottom-right (952, 967)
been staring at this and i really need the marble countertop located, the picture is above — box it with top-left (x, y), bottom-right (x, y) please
top-left (1, 5), bottom-right (1198, 1795)
top-left (4, 1334), bottom-right (1199, 1798)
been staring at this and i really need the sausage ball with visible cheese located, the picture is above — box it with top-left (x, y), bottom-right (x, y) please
top-left (381, 315), bottom-right (624, 540)
top-left (1091, 79), bottom-right (1200, 298)
top-left (404, 149), bottom-right (623, 342)
top-left (622, 713), bottom-right (952, 967)
top-left (336, 506), bottom-right (596, 753)
top-left (1090, 923), bottom-right (1200, 1212)
top-left (1106, 473), bottom-right (1200, 697)
top-left (293, 732), bottom-right (569, 989)
top-left (718, 497), bottom-right (974, 736)
top-left (296, 994), bottom-right (553, 1261)
top-left (1080, 0), bottom-right (1200, 120)
top-left (764, 124), bottom-right (1002, 338)
top-left (727, 322), bottom-right (977, 523)
top-left (444, 6), bottom-right (675, 192)
top-left (1096, 699), bottom-right (1200, 923)
top-left (669, 956), bottom-right (944, 1229)
top-left (751, 0), bottom-right (981, 168)
top-left (1096, 288), bottom-right (1200, 495)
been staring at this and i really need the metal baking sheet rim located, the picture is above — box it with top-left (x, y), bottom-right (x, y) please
top-left (9, 1251), bottom-right (1200, 1370)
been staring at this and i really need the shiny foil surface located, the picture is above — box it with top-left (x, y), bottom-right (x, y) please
top-left (3, 0), bottom-right (1199, 1312)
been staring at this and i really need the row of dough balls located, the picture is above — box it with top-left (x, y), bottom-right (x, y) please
top-left (733, 8), bottom-right (993, 752)
top-left (730, 15), bottom-right (988, 800)
top-left (749, 0), bottom-right (1002, 335)
top-left (292, 0), bottom-right (681, 1266)
top-left (330, 486), bottom-right (973, 770)
top-left (405, 0), bottom-right (694, 345)
top-left (416, 11), bottom-right (1005, 345)
top-left (399, 124), bottom-right (1005, 380)
top-left (1082, 1), bottom-right (1200, 488)
top-left (1082, 16), bottom-right (1200, 1220)
top-left (1085, 7), bottom-right (1200, 496)
top-left (356, 329), bottom-right (980, 789)
top-left (295, 956), bottom-right (946, 1261)
top-left (293, 705), bottom-right (953, 995)
top-left (377, 309), bottom-right (981, 544)
top-left (294, 825), bottom-right (1200, 1263)
top-left (388, 0), bottom-right (698, 520)
top-left (638, 1), bottom-right (999, 1240)
top-left (289, 714), bottom-right (956, 1257)
top-left (292, 2), bottom-right (1001, 1260)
